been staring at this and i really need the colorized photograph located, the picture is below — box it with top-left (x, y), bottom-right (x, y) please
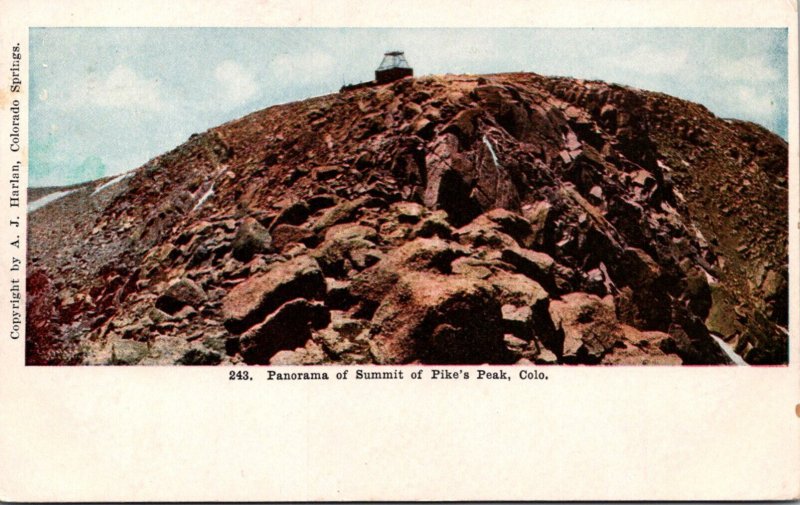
top-left (26, 27), bottom-right (788, 366)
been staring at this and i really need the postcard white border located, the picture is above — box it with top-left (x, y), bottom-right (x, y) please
top-left (0, 0), bottom-right (798, 501)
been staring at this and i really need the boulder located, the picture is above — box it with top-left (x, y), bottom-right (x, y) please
top-left (307, 194), bottom-right (339, 212)
top-left (549, 292), bottom-right (683, 365)
top-left (451, 257), bottom-right (493, 279)
top-left (489, 271), bottom-right (549, 308)
top-left (388, 237), bottom-right (466, 272)
top-left (325, 277), bottom-right (356, 309)
top-left (269, 340), bottom-right (327, 365)
top-left (442, 108), bottom-right (482, 144)
top-left (412, 117), bottom-right (435, 138)
top-left (549, 292), bottom-right (618, 362)
top-left (177, 346), bottom-right (222, 365)
top-left (314, 313), bottom-right (370, 362)
top-left (312, 164), bottom-right (342, 181)
top-left (155, 278), bottom-right (208, 315)
top-left (349, 247), bottom-right (384, 271)
top-left (349, 237), bottom-right (467, 313)
top-left (483, 208), bottom-right (534, 247)
top-left (312, 196), bottom-right (370, 232)
top-left (270, 224), bottom-right (317, 251)
top-left (617, 247), bottom-right (661, 288)
top-left (239, 298), bottom-right (330, 364)
top-left (311, 224), bottom-right (380, 276)
top-left (522, 200), bottom-right (552, 247)
top-left (612, 247), bottom-right (673, 330)
top-left (272, 201), bottom-right (311, 227)
top-left (147, 307), bottom-right (172, 324)
top-left (501, 304), bottom-right (534, 339)
top-left (534, 347), bottom-right (559, 364)
top-left (600, 326), bottom-right (682, 365)
top-left (369, 272), bottom-right (510, 364)
top-left (231, 217), bottom-right (272, 262)
top-left (324, 223), bottom-right (378, 243)
top-left (501, 246), bottom-right (555, 283)
top-left (488, 270), bottom-right (554, 346)
top-left (413, 210), bottom-right (453, 239)
top-left (454, 223), bottom-right (518, 250)
top-left (110, 339), bottom-right (149, 365)
top-left (391, 201), bottom-right (425, 224)
top-left (222, 255), bottom-right (326, 333)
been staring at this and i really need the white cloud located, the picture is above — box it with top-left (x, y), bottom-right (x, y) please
top-left (611, 45), bottom-right (689, 75)
top-left (267, 50), bottom-right (335, 86)
top-left (731, 84), bottom-right (778, 114)
top-left (714, 56), bottom-right (780, 82)
top-left (66, 65), bottom-right (164, 110)
top-left (710, 84), bottom-right (779, 131)
top-left (214, 60), bottom-right (258, 105)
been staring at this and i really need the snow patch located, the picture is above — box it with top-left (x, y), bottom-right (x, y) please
top-left (92, 172), bottom-right (132, 195)
top-left (28, 189), bottom-right (76, 213)
top-left (192, 182), bottom-right (215, 212)
top-left (710, 334), bottom-right (748, 366)
top-left (482, 135), bottom-right (501, 167)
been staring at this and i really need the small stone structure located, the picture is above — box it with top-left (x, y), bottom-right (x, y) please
top-left (375, 51), bottom-right (413, 84)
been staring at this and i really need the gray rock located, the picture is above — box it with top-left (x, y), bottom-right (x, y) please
top-left (177, 346), bottom-right (222, 365)
top-left (232, 217), bottom-right (272, 262)
top-left (110, 340), bottom-right (148, 365)
top-left (156, 278), bottom-right (208, 315)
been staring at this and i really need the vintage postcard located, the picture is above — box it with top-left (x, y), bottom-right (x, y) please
top-left (1, 0), bottom-right (798, 501)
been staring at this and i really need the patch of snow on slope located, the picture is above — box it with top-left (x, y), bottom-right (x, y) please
top-left (192, 182), bottom-right (215, 212)
top-left (28, 189), bottom-right (76, 213)
top-left (710, 334), bottom-right (748, 366)
top-left (482, 135), bottom-right (501, 167)
top-left (92, 172), bottom-right (133, 196)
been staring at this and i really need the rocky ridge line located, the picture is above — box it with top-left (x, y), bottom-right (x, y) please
top-left (26, 72), bottom-right (788, 365)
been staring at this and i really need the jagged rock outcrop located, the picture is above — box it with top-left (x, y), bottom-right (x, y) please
top-left (27, 72), bottom-right (788, 365)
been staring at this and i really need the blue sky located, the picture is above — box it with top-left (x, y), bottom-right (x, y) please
top-left (29, 28), bottom-right (787, 187)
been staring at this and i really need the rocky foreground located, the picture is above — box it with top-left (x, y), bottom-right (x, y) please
top-left (27, 73), bottom-right (788, 365)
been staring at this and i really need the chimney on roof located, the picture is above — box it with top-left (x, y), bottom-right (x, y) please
top-left (375, 51), bottom-right (414, 84)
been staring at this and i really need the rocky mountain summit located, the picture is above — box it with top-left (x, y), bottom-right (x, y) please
top-left (27, 72), bottom-right (788, 366)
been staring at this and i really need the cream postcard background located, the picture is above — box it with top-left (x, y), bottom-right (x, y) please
top-left (0, 0), bottom-right (797, 501)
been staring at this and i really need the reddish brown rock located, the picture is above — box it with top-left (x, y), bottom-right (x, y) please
top-left (549, 292), bottom-right (618, 362)
top-left (454, 220), bottom-right (519, 250)
top-left (349, 237), bottom-right (467, 307)
top-left (270, 224), bottom-right (316, 251)
top-left (222, 256), bottom-right (326, 333)
top-left (369, 272), bottom-right (510, 364)
top-left (239, 298), bottom-right (330, 364)
top-left (312, 196), bottom-right (371, 232)
top-left (311, 224), bottom-right (380, 276)
top-left (549, 292), bottom-right (682, 365)
top-left (483, 208), bottom-right (535, 247)
top-left (600, 326), bottom-right (682, 366)
top-left (501, 246), bottom-right (555, 283)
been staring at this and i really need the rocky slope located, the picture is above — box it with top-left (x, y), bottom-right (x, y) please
top-left (26, 72), bottom-right (788, 366)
